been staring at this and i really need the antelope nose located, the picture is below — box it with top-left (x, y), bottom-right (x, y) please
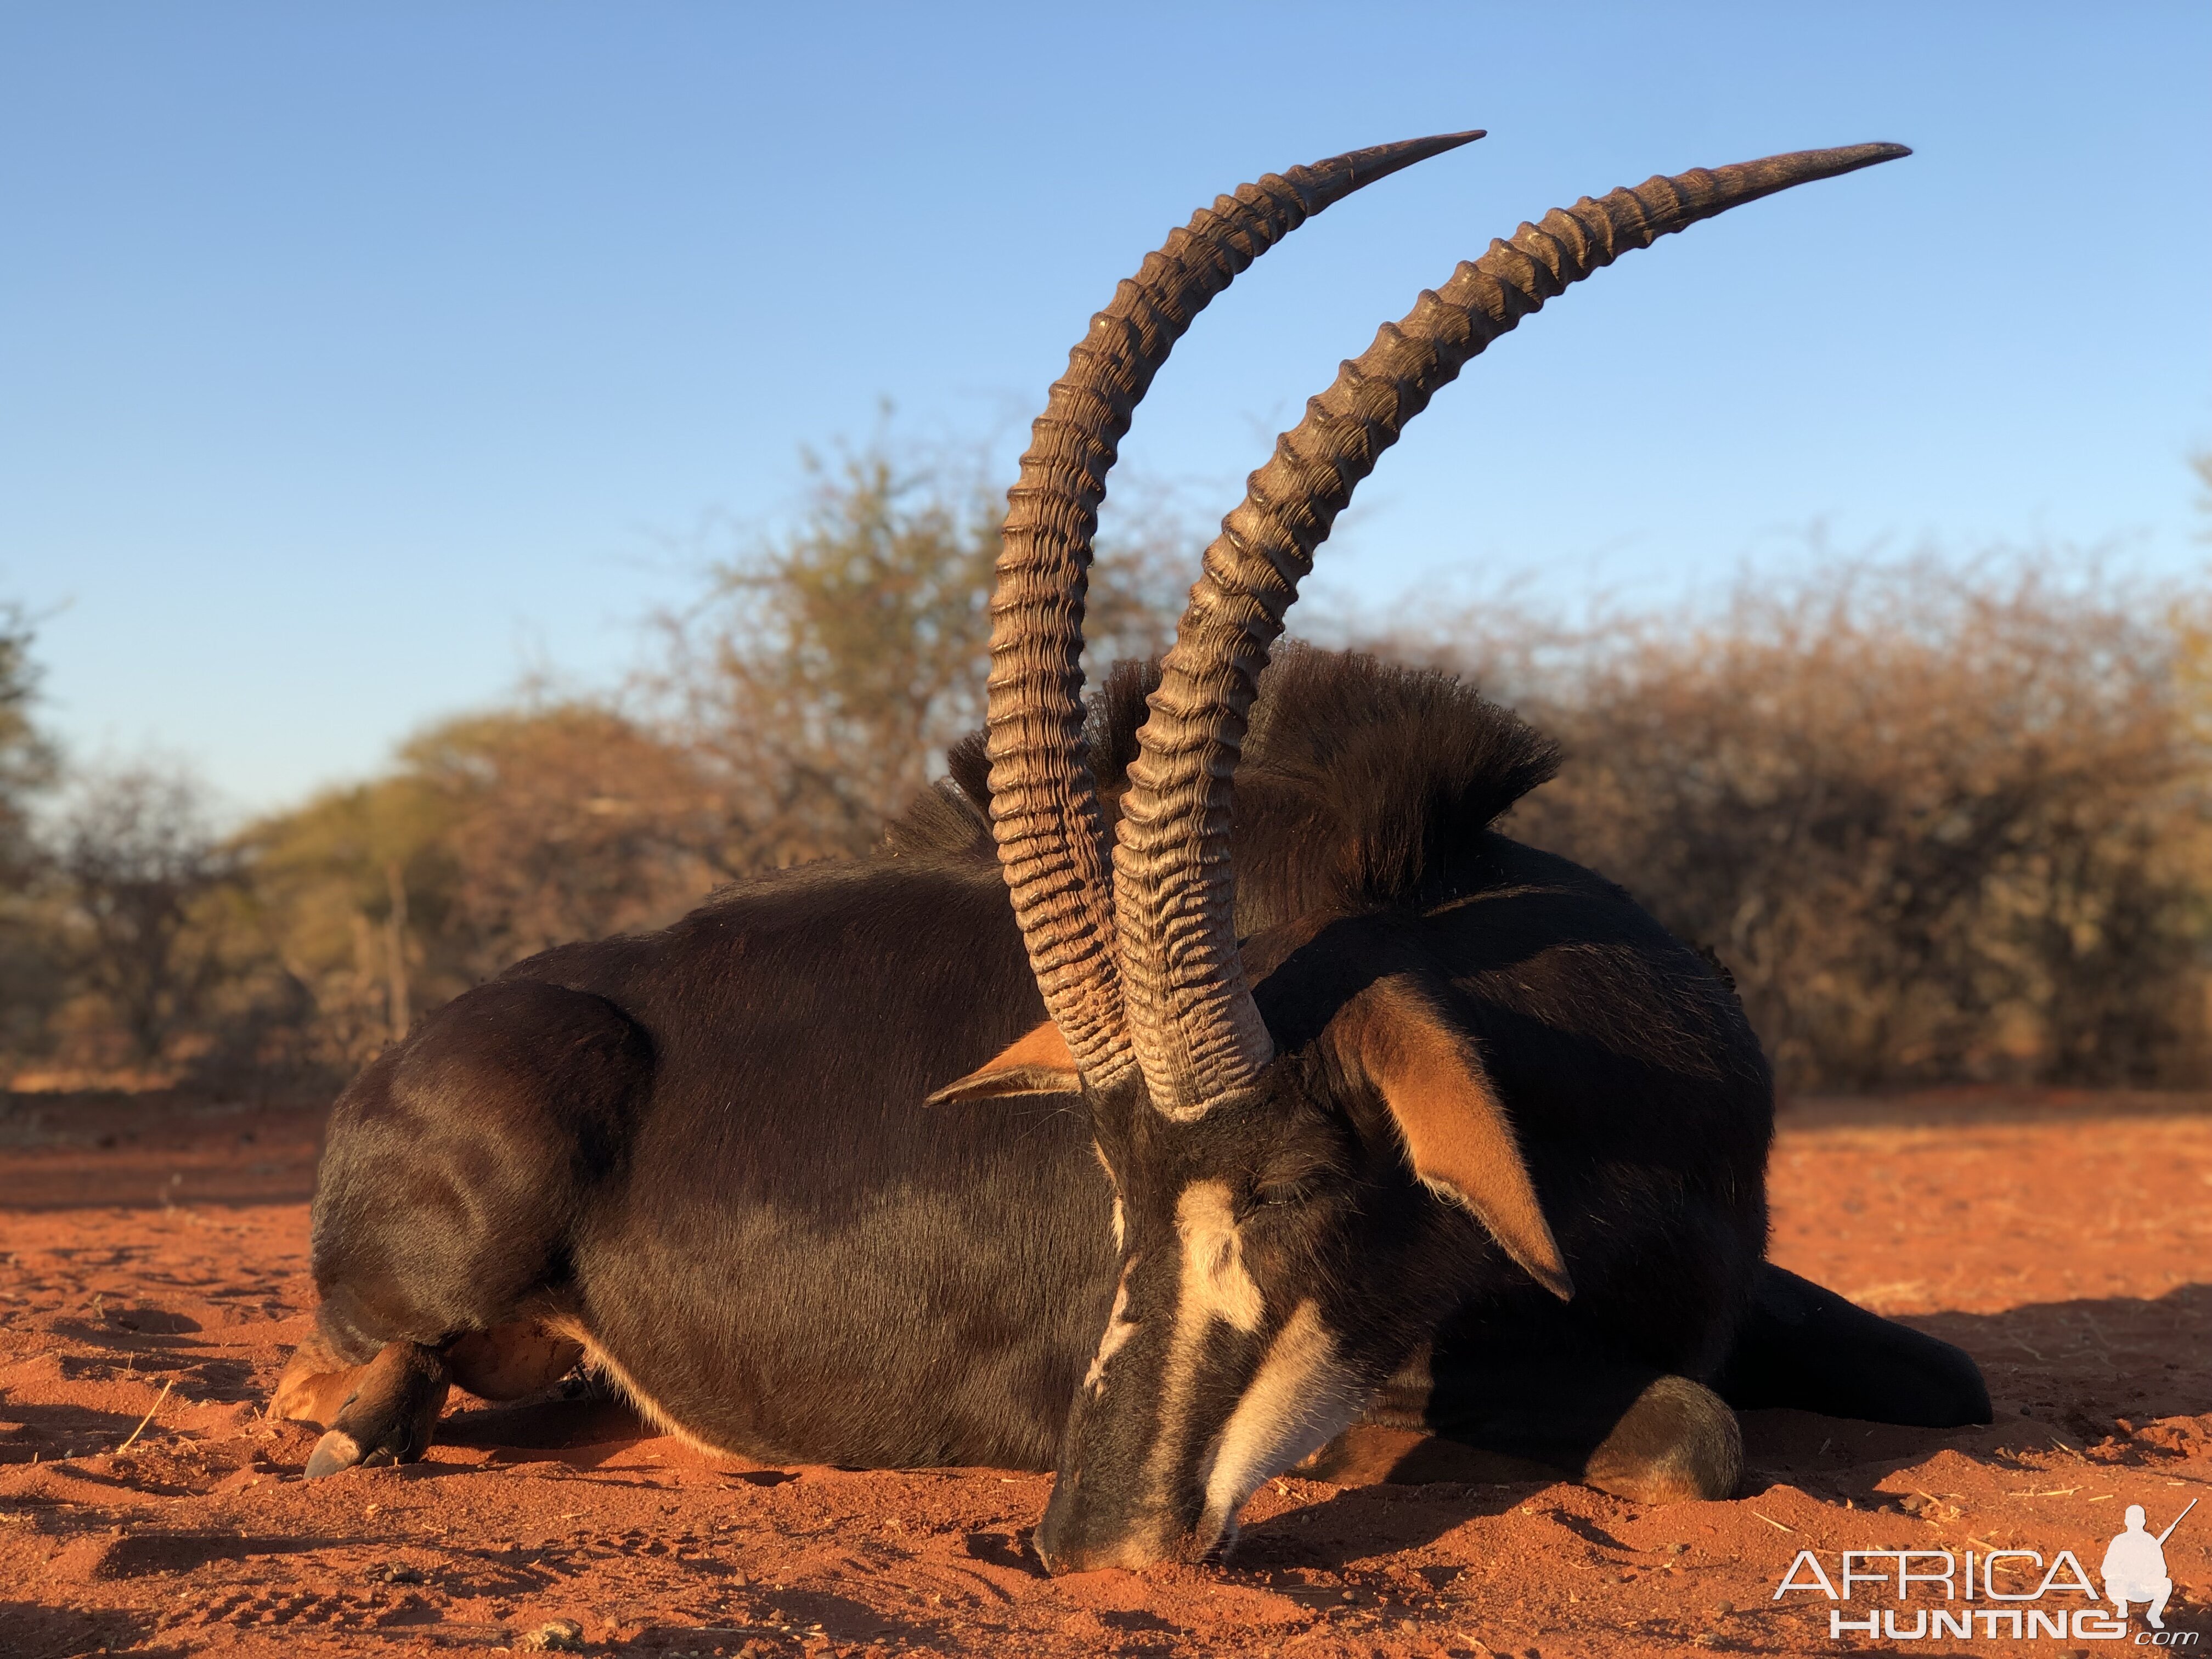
top-left (1032, 1494), bottom-right (1098, 1575)
top-left (1034, 1496), bottom-right (1170, 1575)
top-left (1033, 1534), bottom-right (1158, 1575)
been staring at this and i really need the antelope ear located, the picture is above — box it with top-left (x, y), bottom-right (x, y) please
top-left (1339, 977), bottom-right (1573, 1301)
top-left (925, 1020), bottom-right (1081, 1104)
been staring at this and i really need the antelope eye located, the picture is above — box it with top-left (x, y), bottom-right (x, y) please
top-left (1250, 1176), bottom-right (1321, 1210)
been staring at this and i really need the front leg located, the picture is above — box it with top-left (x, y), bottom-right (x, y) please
top-left (1305, 1340), bottom-right (1742, 1501)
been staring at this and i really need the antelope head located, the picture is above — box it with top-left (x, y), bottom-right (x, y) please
top-left (937, 134), bottom-right (1908, 1572)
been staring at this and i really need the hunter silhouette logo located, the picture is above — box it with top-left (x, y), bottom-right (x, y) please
top-left (2106, 1501), bottom-right (2194, 1631)
top-left (1773, 1498), bottom-right (2198, 1644)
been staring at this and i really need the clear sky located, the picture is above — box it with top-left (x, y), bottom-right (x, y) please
top-left (5, 2), bottom-right (2207, 816)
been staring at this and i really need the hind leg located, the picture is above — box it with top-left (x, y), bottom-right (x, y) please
top-left (445, 1321), bottom-right (586, 1401)
top-left (272, 1316), bottom-right (377, 1428)
top-left (304, 1341), bottom-right (452, 1476)
top-left (282, 978), bottom-right (647, 1465)
top-left (1716, 1263), bottom-right (1991, 1425)
top-left (277, 1316), bottom-right (583, 1478)
top-left (274, 1316), bottom-right (579, 1426)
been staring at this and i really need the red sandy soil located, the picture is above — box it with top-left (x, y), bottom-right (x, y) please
top-left (2, 1086), bottom-right (2206, 1657)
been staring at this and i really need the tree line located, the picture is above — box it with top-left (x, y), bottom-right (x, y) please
top-left (9, 447), bottom-right (2211, 1098)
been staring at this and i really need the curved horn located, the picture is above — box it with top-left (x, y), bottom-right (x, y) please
top-left (986, 132), bottom-right (1485, 1087)
top-left (1114, 142), bottom-right (1911, 1115)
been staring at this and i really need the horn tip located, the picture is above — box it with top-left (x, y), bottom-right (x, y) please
top-left (1731, 139), bottom-right (1914, 196)
top-left (1302, 128), bottom-right (1487, 204)
top-left (1361, 128), bottom-right (1488, 170)
top-left (1826, 140), bottom-right (1914, 170)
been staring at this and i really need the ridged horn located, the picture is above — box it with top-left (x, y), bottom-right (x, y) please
top-left (986, 132), bottom-right (1485, 1087)
top-left (1113, 142), bottom-right (1911, 1115)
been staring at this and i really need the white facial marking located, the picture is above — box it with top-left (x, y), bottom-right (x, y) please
top-left (1175, 1180), bottom-right (1262, 1335)
top-left (1139, 1180), bottom-right (1266, 1506)
top-left (1199, 1299), bottom-right (1364, 1543)
top-left (1085, 1268), bottom-right (1138, 1394)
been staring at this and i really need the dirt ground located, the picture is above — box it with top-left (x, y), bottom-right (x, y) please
top-left (1, 1087), bottom-right (2205, 1657)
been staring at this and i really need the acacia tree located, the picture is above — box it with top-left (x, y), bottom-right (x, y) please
top-left (662, 440), bottom-right (1190, 866)
top-left (0, 607), bottom-right (61, 1060)
top-left (402, 703), bottom-right (729, 969)
top-left (0, 605), bottom-right (55, 889)
top-left (239, 703), bottom-right (725, 1060)
top-left (1372, 559), bottom-right (2212, 1090)
top-left (54, 765), bottom-right (238, 1064)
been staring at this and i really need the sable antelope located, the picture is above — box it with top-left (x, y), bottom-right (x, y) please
top-left (274, 134), bottom-right (1989, 1571)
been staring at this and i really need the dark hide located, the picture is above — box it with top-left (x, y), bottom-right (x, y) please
top-left (311, 857), bottom-right (1112, 1469)
top-left (300, 647), bottom-right (1986, 1477)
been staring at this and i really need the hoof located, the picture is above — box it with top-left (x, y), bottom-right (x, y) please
top-left (304, 1339), bottom-right (451, 1476)
top-left (305, 1429), bottom-right (364, 1477)
top-left (1582, 1375), bottom-right (1742, 1503)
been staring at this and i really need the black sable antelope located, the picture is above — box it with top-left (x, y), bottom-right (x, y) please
top-left (275, 133), bottom-right (1989, 1570)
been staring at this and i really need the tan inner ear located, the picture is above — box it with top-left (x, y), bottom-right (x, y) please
top-left (924, 1020), bottom-right (1081, 1104)
top-left (1339, 977), bottom-right (1574, 1302)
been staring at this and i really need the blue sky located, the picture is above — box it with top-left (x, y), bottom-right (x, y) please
top-left (5, 3), bottom-right (2207, 815)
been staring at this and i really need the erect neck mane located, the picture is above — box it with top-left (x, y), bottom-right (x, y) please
top-left (913, 644), bottom-right (1559, 927)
